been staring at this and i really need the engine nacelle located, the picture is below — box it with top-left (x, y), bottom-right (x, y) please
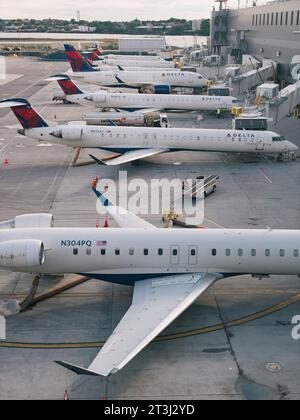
top-left (14, 214), bottom-right (54, 229)
top-left (0, 240), bottom-right (45, 268)
top-left (51, 127), bottom-right (83, 142)
top-left (152, 85), bottom-right (172, 95)
top-left (89, 93), bottom-right (107, 104)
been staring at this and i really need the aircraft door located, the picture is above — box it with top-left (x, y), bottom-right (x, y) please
top-left (170, 245), bottom-right (180, 265)
top-left (256, 137), bottom-right (265, 150)
top-left (188, 246), bottom-right (198, 265)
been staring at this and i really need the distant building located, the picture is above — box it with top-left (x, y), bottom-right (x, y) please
top-left (210, 0), bottom-right (300, 64)
top-left (192, 19), bottom-right (204, 32)
top-left (77, 25), bottom-right (96, 33)
top-left (119, 37), bottom-right (166, 52)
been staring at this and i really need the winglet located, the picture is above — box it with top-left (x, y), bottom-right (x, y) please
top-left (55, 361), bottom-right (101, 376)
top-left (115, 76), bottom-right (125, 84)
top-left (89, 154), bottom-right (108, 165)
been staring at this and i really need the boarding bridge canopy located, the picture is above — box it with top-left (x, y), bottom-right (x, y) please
top-left (267, 79), bottom-right (300, 126)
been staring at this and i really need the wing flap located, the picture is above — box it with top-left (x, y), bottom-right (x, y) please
top-left (57, 273), bottom-right (221, 377)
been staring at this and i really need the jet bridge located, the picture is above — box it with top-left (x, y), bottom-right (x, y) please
top-left (228, 64), bottom-right (276, 96)
top-left (265, 79), bottom-right (300, 126)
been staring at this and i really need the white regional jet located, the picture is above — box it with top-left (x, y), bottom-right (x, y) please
top-left (48, 74), bottom-right (239, 111)
top-left (0, 186), bottom-right (300, 376)
top-left (81, 46), bottom-right (176, 68)
top-left (64, 45), bottom-right (208, 92)
top-left (0, 99), bottom-right (297, 166)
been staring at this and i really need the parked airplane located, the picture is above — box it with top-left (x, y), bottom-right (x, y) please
top-left (0, 99), bottom-right (297, 166)
top-left (86, 47), bottom-right (162, 61)
top-left (96, 58), bottom-right (176, 69)
top-left (1, 186), bottom-right (300, 376)
top-left (67, 44), bottom-right (177, 73)
top-left (48, 74), bottom-right (239, 111)
top-left (83, 47), bottom-right (174, 68)
top-left (64, 45), bottom-right (208, 92)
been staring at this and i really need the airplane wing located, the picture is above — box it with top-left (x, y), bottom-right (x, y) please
top-left (115, 108), bottom-right (162, 114)
top-left (56, 272), bottom-right (221, 376)
top-left (89, 148), bottom-right (169, 166)
top-left (115, 76), bottom-right (154, 89)
top-left (92, 187), bottom-right (156, 229)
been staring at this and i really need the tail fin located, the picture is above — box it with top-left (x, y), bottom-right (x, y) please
top-left (64, 44), bottom-right (97, 73)
top-left (0, 99), bottom-right (49, 129)
top-left (46, 74), bottom-right (83, 95)
top-left (84, 51), bottom-right (100, 61)
top-left (89, 47), bottom-right (102, 56)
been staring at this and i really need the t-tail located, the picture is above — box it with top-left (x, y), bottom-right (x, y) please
top-left (46, 74), bottom-right (84, 95)
top-left (0, 99), bottom-right (49, 130)
top-left (84, 51), bottom-right (100, 61)
top-left (64, 44), bottom-right (98, 73)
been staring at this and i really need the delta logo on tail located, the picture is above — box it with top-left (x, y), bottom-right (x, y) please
top-left (64, 44), bottom-right (97, 73)
top-left (0, 99), bottom-right (48, 129)
top-left (48, 74), bottom-right (83, 95)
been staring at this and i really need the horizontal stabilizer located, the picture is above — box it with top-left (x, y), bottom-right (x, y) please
top-left (45, 74), bottom-right (71, 82)
top-left (0, 99), bottom-right (30, 109)
top-left (55, 361), bottom-right (100, 376)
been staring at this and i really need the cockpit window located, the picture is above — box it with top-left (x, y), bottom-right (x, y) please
top-left (272, 136), bottom-right (286, 142)
top-left (198, 76), bottom-right (203, 79)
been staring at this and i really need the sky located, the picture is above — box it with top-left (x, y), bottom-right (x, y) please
top-left (0, 0), bottom-right (269, 21)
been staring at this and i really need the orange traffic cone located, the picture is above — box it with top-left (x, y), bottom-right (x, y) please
top-left (104, 217), bottom-right (109, 228)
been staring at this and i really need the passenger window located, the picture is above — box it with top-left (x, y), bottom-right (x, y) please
top-left (173, 249), bottom-right (178, 256)
top-left (129, 249), bottom-right (134, 256)
top-left (238, 249), bottom-right (243, 257)
top-left (101, 249), bottom-right (106, 256)
top-left (86, 248), bottom-right (92, 256)
top-left (191, 249), bottom-right (196, 256)
top-left (115, 249), bottom-right (120, 256)
top-left (265, 249), bottom-right (271, 257)
top-left (212, 249), bottom-right (217, 256)
top-left (280, 249), bottom-right (285, 257)
top-left (144, 249), bottom-right (149, 256)
top-left (251, 249), bottom-right (256, 257)
top-left (226, 249), bottom-right (231, 257)
top-left (73, 248), bottom-right (78, 256)
top-left (158, 249), bottom-right (163, 256)
top-left (294, 250), bottom-right (299, 257)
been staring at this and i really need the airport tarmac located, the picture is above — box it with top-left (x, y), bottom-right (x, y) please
top-left (0, 57), bottom-right (300, 400)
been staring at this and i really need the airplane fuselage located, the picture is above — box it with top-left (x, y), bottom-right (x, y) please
top-left (1, 228), bottom-right (300, 284)
top-left (68, 91), bottom-right (238, 111)
top-left (70, 70), bottom-right (208, 89)
top-left (23, 125), bottom-right (297, 155)
top-left (96, 59), bottom-right (176, 68)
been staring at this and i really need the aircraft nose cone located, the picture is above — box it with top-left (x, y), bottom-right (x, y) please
top-left (290, 142), bottom-right (298, 152)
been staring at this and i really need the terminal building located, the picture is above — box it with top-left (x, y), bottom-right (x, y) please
top-left (210, 0), bottom-right (300, 65)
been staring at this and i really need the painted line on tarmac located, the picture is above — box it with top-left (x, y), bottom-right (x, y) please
top-left (1, 292), bottom-right (299, 350)
top-left (258, 168), bottom-right (273, 184)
